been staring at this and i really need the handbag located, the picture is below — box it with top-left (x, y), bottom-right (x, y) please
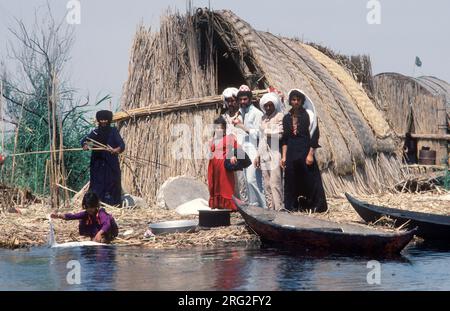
top-left (224, 147), bottom-right (252, 171)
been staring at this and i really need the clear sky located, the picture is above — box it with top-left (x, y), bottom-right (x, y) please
top-left (0, 0), bottom-right (449, 109)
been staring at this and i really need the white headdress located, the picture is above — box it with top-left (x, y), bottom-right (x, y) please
top-left (222, 87), bottom-right (238, 108)
top-left (259, 92), bottom-right (282, 114)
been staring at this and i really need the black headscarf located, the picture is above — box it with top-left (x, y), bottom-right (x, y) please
top-left (95, 110), bottom-right (113, 146)
top-left (96, 110), bottom-right (113, 122)
top-left (288, 90), bottom-right (306, 105)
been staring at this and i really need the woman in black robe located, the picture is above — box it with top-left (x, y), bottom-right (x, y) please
top-left (81, 110), bottom-right (125, 206)
top-left (281, 90), bottom-right (327, 212)
top-left (403, 132), bottom-right (418, 164)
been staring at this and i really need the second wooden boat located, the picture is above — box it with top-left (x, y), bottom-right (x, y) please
top-left (346, 193), bottom-right (450, 241)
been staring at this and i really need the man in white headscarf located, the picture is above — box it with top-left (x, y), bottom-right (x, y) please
top-left (254, 92), bottom-right (284, 211)
top-left (221, 87), bottom-right (248, 202)
top-left (221, 87), bottom-right (240, 135)
top-left (233, 85), bottom-right (266, 208)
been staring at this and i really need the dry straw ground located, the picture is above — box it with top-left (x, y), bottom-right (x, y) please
top-left (2, 185), bottom-right (448, 250)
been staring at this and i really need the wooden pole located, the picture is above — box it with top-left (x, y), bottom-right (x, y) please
top-left (57, 108), bottom-right (70, 207)
top-left (10, 103), bottom-right (24, 183)
top-left (9, 147), bottom-right (104, 157)
top-left (56, 183), bottom-right (77, 194)
top-left (46, 85), bottom-right (53, 203)
top-left (51, 71), bottom-right (62, 208)
top-left (86, 137), bottom-right (169, 167)
top-left (0, 80), bottom-right (4, 178)
top-left (112, 90), bottom-right (268, 123)
top-left (47, 71), bottom-right (58, 209)
top-left (0, 80), bottom-right (4, 151)
top-left (401, 133), bottom-right (450, 141)
top-left (43, 158), bottom-right (49, 195)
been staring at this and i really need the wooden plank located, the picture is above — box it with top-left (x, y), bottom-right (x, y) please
top-left (113, 90), bottom-right (268, 123)
top-left (402, 164), bottom-right (448, 170)
top-left (400, 134), bottom-right (450, 141)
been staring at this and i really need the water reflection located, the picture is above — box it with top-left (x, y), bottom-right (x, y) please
top-left (274, 255), bottom-right (313, 290)
top-left (413, 240), bottom-right (450, 253)
top-left (81, 246), bottom-right (117, 290)
top-left (48, 246), bottom-right (117, 290)
top-left (244, 250), bottom-right (281, 290)
top-left (211, 249), bottom-right (248, 290)
top-left (1, 244), bottom-right (449, 290)
top-left (114, 249), bottom-right (216, 290)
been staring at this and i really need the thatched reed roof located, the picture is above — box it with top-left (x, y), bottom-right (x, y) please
top-left (415, 76), bottom-right (450, 110)
top-left (373, 72), bottom-right (448, 163)
top-left (118, 9), bottom-right (404, 202)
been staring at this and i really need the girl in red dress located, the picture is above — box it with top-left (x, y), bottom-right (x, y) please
top-left (208, 116), bottom-right (239, 211)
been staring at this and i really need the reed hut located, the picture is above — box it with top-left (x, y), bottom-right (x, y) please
top-left (416, 76), bottom-right (450, 109)
top-left (416, 76), bottom-right (450, 128)
top-left (373, 73), bottom-right (449, 164)
top-left (116, 9), bottom-right (403, 203)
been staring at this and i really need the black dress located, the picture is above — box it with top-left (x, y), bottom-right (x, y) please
top-left (81, 127), bottom-right (125, 205)
top-left (281, 108), bottom-right (328, 212)
top-left (403, 135), bottom-right (418, 164)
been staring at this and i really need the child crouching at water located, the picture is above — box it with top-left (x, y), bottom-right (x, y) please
top-left (51, 191), bottom-right (119, 243)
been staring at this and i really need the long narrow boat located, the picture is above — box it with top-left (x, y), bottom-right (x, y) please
top-left (233, 197), bottom-right (415, 256)
top-left (345, 193), bottom-right (450, 241)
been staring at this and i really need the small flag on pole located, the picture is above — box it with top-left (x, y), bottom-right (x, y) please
top-left (415, 56), bottom-right (422, 67)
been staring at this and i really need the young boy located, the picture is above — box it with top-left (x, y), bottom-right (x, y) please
top-left (51, 191), bottom-right (119, 243)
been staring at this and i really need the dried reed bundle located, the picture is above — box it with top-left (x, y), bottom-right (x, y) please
top-left (302, 44), bottom-right (395, 151)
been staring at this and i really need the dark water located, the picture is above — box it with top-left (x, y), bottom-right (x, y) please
top-left (1, 242), bottom-right (449, 290)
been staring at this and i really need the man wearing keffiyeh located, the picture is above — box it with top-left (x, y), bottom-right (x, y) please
top-left (233, 85), bottom-right (266, 208)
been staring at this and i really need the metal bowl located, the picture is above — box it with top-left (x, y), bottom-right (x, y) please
top-left (148, 219), bottom-right (198, 235)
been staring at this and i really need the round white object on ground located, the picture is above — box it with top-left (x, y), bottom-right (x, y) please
top-left (175, 198), bottom-right (211, 215)
top-left (156, 176), bottom-right (209, 209)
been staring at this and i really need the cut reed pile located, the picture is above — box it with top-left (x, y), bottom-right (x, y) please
top-left (0, 184), bottom-right (39, 213)
top-left (0, 202), bottom-right (257, 249)
top-left (296, 191), bottom-right (450, 225)
top-left (118, 8), bottom-right (403, 203)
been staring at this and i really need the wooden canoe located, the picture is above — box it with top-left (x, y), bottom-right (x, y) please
top-left (233, 197), bottom-right (415, 256)
top-left (345, 193), bottom-right (450, 241)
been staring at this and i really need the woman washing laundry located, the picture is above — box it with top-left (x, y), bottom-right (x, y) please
top-left (51, 191), bottom-right (119, 243)
top-left (281, 89), bottom-right (327, 212)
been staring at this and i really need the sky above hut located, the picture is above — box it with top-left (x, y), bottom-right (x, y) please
top-left (0, 0), bottom-right (449, 109)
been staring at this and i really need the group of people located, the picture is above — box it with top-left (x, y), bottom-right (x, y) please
top-left (51, 84), bottom-right (330, 244)
top-left (207, 85), bottom-right (328, 214)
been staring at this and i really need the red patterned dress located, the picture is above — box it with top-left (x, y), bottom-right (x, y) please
top-left (207, 134), bottom-right (238, 211)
